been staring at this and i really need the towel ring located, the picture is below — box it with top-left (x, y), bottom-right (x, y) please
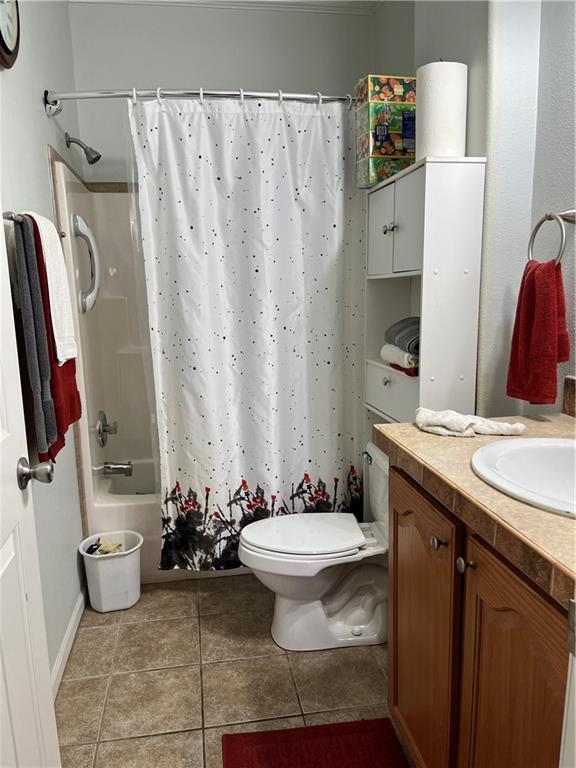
top-left (527, 212), bottom-right (566, 265)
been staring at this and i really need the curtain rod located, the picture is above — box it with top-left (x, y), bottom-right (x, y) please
top-left (44, 88), bottom-right (355, 117)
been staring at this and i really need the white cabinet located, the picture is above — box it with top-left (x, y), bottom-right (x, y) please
top-left (367, 166), bottom-right (425, 277)
top-left (364, 158), bottom-right (486, 424)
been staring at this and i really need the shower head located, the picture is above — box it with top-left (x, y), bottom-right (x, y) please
top-left (65, 132), bottom-right (102, 165)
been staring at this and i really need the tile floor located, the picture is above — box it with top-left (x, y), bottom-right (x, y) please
top-left (56, 574), bottom-right (388, 768)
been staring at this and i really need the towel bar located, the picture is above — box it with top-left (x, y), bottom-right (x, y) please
top-left (527, 208), bottom-right (575, 265)
top-left (2, 211), bottom-right (24, 223)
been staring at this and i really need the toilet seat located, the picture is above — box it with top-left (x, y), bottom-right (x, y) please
top-left (240, 539), bottom-right (361, 561)
top-left (240, 512), bottom-right (366, 556)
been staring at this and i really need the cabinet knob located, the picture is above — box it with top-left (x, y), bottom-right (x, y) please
top-left (382, 377), bottom-right (391, 387)
top-left (430, 536), bottom-right (448, 551)
top-left (382, 222), bottom-right (397, 235)
top-left (456, 556), bottom-right (477, 574)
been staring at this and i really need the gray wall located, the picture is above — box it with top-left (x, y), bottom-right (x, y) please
top-left (372, 1), bottom-right (415, 74)
top-left (528, 0), bottom-right (575, 415)
top-left (68, 2), bottom-right (382, 181)
top-left (477, 0), bottom-right (575, 416)
top-left (1, 1), bottom-right (85, 672)
top-left (414, 1), bottom-right (488, 156)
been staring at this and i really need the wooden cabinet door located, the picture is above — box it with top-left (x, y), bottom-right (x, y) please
top-left (392, 166), bottom-right (425, 273)
top-left (367, 182), bottom-right (395, 276)
top-left (458, 537), bottom-right (568, 768)
top-left (389, 469), bottom-right (463, 768)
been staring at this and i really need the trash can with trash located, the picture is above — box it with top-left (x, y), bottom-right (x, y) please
top-left (79, 530), bottom-right (143, 612)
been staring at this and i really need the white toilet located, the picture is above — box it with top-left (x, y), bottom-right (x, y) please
top-left (238, 443), bottom-right (389, 651)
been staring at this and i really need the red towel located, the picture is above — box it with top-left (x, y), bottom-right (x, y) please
top-left (31, 218), bottom-right (82, 460)
top-left (506, 259), bottom-right (570, 405)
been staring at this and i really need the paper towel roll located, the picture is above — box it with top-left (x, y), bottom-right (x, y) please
top-left (416, 61), bottom-right (468, 159)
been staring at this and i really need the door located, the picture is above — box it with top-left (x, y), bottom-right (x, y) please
top-left (458, 537), bottom-right (568, 768)
top-left (367, 182), bottom-right (395, 276)
top-left (0, 213), bottom-right (61, 764)
top-left (389, 469), bottom-right (463, 768)
top-left (393, 166), bottom-right (425, 273)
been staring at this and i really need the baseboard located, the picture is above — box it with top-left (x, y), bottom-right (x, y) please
top-left (51, 591), bottom-right (86, 698)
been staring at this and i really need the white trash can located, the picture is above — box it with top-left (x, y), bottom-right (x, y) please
top-left (79, 530), bottom-right (144, 613)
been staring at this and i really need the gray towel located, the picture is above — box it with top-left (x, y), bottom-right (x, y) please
top-left (384, 316), bottom-right (420, 355)
top-left (21, 216), bottom-right (57, 447)
top-left (14, 221), bottom-right (49, 454)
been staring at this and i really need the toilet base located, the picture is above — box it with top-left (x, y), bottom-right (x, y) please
top-left (270, 564), bottom-right (388, 651)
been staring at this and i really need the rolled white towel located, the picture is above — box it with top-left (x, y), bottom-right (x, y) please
top-left (415, 407), bottom-right (526, 438)
top-left (380, 344), bottom-right (418, 369)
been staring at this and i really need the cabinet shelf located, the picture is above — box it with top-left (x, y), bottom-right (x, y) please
top-left (367, 270), bottom-right (422, 280)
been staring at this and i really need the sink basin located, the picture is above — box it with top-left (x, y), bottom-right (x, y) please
top-left (471, 438), bottom-right (576, 517)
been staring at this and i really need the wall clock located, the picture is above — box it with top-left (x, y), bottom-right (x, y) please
top-left (0, 0), bottom-right (20, 69)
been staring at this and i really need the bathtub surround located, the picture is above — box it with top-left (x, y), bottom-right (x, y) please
top-left (129, 98), bottom-right (364, 571)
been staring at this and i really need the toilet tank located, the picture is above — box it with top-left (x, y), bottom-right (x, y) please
top-left (365, 441), bottom-right (389, 549)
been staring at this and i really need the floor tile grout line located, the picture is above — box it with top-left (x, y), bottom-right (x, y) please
top-left (200, 650), bottom-right (286, 666)
top-left (286, 653), bottom-right (305, 718)
top-left (198, 607), bottom-right (206, 732)
top-left (94, 626), bottom-right (121, 745)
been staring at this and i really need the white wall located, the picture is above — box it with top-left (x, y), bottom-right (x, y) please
top-left (414, 0), bottom-right (488, 156)
top-left (0, 1), bottom-right (85, 673)
top-left (67, 2), bottom-right (378, 181)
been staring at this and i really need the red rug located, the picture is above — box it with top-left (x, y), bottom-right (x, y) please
top-left (222, 717), bottom-right (409, 768)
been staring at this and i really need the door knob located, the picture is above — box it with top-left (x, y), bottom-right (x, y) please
top-left (430, 536), bottom-right (448, 551)
top-left (17, 457), bottom-right (54, 490)
top-left (456, 556), bottom-right (477, 574)
top-left (382, 377), bottom-right (391, 387)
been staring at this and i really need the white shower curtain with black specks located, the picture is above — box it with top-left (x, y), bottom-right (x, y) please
top-left (128, 97), bottom-right (364, 571)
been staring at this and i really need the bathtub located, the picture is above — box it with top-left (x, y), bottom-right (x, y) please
top-left (93, 460), bottom-right (166, 583)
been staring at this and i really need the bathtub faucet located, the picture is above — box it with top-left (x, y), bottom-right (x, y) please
top-left (102, 462), bottom-right (133, 477)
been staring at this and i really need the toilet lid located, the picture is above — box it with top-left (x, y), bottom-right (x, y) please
top-left (240, 513), bottom-right (366, 556)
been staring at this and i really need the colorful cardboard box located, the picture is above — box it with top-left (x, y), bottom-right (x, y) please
top-left (356, 157), bottom-right (414, 190)
top-left (355, 74), bottom-right (417, 188)
top-left (355, 75), bottom-right (416, 106)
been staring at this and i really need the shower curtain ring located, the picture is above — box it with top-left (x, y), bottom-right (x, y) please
top-left (156, 87), bottom-right (162, 103)
top-left (199, 87), bottom-right (204, 104)
top-left (316, 91), bottom-right (323, 108)
top-left (346, 94), bottom-right (353, 109)
top-left (239, 88), bottom-right (245, 105)
top-left (278, 89), bottom-right (283, 104)
top-left (131, 88), bottom-right (137, 105)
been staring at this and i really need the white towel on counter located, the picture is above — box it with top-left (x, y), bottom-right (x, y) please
top-left (415, 407), bottom-right (526, 438)
top-left (380, 344), bottom-right (418, 369)
top-left (25, 211), bottom-right (78, 365)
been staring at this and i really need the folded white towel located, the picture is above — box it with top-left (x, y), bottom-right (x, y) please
top-left (415, 407), bottom-right (526, 438)
top-left (25, 212), bottom-right (77, 365)
top-left (380, 344), bottom-right (418, 369)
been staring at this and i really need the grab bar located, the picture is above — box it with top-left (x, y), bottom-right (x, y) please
top-left (72, 213), bottom-right (100, 312)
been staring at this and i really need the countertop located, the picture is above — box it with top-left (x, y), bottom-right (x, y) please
top-left (373, 413), bottom-right (576, 609)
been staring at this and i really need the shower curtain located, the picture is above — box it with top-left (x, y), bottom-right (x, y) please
top-left (128, 97), bottom-right (364, 570)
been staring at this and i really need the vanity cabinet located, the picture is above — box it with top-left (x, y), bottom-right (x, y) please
top-left (389, 469), bottom-right (463, 768)
top-left (458, 537), bottom-right (568, 768)
top-left (388, 468), bottom-right (569, 768)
